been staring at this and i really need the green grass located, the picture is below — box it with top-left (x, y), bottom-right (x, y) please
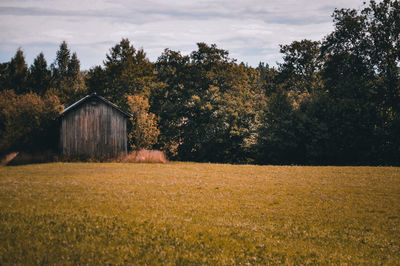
top-left (0, 163), bottom-right (399, 264)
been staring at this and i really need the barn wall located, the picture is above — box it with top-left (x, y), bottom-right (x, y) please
top-left (60, 101), bottom-right (128, 159)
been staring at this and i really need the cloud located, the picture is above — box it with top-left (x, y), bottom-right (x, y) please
top-left (0, 0), bottom-right (364, 69)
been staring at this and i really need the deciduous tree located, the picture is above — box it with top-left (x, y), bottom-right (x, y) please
top-left (126, 94), bottom-right (160, 150)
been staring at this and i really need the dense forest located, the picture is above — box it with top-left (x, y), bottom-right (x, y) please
top-left (0, 0), bottom-right (399, 165)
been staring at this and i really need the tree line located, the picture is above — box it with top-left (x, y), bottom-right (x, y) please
top-left (0, 0), bottom-right (399, 165)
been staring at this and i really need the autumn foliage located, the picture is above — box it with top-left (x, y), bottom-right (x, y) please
top-left (0, 90), bottom-right (63, 156)
top-left (126, 95), bottom-right (160, 150)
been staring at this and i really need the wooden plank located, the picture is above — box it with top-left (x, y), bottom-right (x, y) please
top-left (60, 99), bottom-right (129, 159)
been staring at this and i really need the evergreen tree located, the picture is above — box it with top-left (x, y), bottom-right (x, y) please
top-left (87, 38), bottom-right (156, 107)
top-left (54, 41), bottom-right (70, 78)
top-left (50, 41), bottom-right (87, 105)
top-left (9, 48), bottom-right (28, 94)
top-left (29, 52), bottom-right (51, 95)
top-left (0, 62), bottom-right (10, 91)
top-left (68, 52), bottom-right (80, 79)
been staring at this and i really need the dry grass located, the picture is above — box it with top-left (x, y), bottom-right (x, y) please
top-left (0, 152), bottom-right (19, 165)
top-left (2, 149), bottom-right (168, 164)
top-left (2, 151), bottom-right (57, 165)
top-left (0, 163), bottom-right (399, 264)
top-left (118, 149), bottom-right (168, 163)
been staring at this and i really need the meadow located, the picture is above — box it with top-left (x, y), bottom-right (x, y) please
top-left (0, 162), bottom-right (399, 264)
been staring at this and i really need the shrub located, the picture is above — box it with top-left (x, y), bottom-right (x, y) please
top-left (118, 150), bottom-right (168, 164)
top-left (0, 90), bottom-right (63, 156)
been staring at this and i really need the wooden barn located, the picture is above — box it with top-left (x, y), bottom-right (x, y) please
top-left (59, 93), bottom-right (132, 159)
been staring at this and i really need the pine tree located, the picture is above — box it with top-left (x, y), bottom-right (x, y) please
top-left (55, 41), bottom-right (70, 78)
top-left (68, 52), bottom-right (80, 79)
top-left (9, 48), bottom-right (28, 94)
top-left (50, 41), bottom-right (87, 105)
top-left (29, 52), bottom-right (50, 95)
top-left (87, 38), bottom-right (155, 107)
top-left (0, 62), bottom-right (10, 91)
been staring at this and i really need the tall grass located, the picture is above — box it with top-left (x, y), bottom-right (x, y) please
top-left (2, 150), bottom-right (168, 165)
top-left (118, 149), bottom-right (168, 163)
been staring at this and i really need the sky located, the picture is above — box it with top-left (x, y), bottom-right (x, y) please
top-left (0, 0), bottom-right (365, 70)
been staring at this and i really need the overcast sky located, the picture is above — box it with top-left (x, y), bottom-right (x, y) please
top-left (0, 0), bottom-right (365, 69)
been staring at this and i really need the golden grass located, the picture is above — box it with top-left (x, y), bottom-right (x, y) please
top-left (118, 149), bottom-right (168, 163)
top-left (0, 163), bottom-right (399, 264)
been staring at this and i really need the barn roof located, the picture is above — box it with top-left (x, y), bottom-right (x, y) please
top-left (60, 93), bottom-right (132, 118)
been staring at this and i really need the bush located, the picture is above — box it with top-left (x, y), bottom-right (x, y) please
top-left (0, 90), bottom-right (63, 156)
top-left (118, 150), bottom-right (168, 164)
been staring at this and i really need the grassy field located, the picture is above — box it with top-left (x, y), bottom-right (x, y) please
top-left (0, 163), bottom-right (399, 264)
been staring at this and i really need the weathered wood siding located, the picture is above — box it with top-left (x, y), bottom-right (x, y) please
top-left (60, 100), bottom-right (128, 159)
